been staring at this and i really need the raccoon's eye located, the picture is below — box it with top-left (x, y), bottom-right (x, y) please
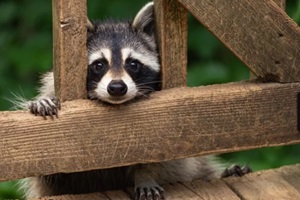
top-left (90, 60), bottom-right (106, 73)
top-left (126, 59), bottom-right (143, 73)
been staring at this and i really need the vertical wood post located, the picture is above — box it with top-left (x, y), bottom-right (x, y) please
top-left (52, 0), bottom-right (87, 102)
top-left (154, 0), bottom-right (188, 89)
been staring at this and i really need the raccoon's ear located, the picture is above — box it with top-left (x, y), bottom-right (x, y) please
top-left (86, 18), bottom-right (95, 32)
top-left (132, 2), bottom-right (155, 35)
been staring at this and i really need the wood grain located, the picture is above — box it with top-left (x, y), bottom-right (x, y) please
top-left (52, 0), bottom-right (87, 101)
top-left (178, 0), bottom-right (300, 82)
top-left (250, 0), bottom-right (286, 79)
top-left (224, 164), bottom-right (300, 199)
top-left (182, 179), bottom-right (240, 199)
top-left (1, 82), bottom-right (300, 181)
top-left (163, 183), bottom-right (200, 199)
top-left (103, 190), bottom-right (131, 200)
top-left (273, 0), bottom-right (286, 9)
top-left (38, 164), bottom-right (300, 200)
top-left (154, 0), bottom-right (188, 89)
top-left (276, 164), bottom-right (300, 192)
top-left (39, 193), bottom-right (110, 200)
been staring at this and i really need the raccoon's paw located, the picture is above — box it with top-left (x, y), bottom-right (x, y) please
top-left (28, 97), bottom-right (61, 119)
top-left (221, 164), bottom-right (252, 178)
top-left (134, 186), bottom-right (164, 200)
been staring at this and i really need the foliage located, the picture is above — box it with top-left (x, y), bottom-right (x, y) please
top-left (0, 0), bottom-right (299, 199)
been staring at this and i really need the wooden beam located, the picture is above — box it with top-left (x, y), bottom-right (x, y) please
top-left (178, 0), bottom-right (300, 82)
top-left (273, 0), bottom-right (286, 9)
top-left (52, 0), bottom-right (87, 101)
top-left (154, 0), bottom-right (188, 89)
top-left (37, 164), bottom-right (300, 200)
top-left (250, 0), bottom-right (286, 79)
top-left (40, 193), bottom-right (112, 200)
top-left (1, 82), bottom-right (300, 181)
top-left (224, 164), bottom-right (300, 199)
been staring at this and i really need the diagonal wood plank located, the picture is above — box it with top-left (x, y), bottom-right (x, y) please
top-left (178, 0), bottom-right (300, 82)
top-left (249, 0), bottom-right (286, 79)
top-left (1, 82), bottom-right (300, 181)
top-left (273, 0), bottom-right (286, 9)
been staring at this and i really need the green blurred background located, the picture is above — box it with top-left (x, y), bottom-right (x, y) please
top-left (0, 0), bottom-right (300, 199)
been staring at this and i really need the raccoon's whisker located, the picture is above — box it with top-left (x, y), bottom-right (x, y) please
top-left (87, 80), bottom-right (100, 88)
top-left (137, 88), bottom-right (156, 96)
top-left (137, 85), bottom-right (156, 91)
top-left (137, 91), bottom-right (151, 99)
top-left (138, 88), bottom-right (155, 93)
top-left (135, 80), bottom-right (162, 86)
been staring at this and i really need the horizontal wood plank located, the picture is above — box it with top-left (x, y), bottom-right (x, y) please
top-left (1, 82), bottom-right (300, 181)
top-left (224, 164), bottom-right (300, 199)
top-left (39, 164), bottom-right (300, 200)
top-left (103, 190), bottom-right (131, 200)
top-left (182, 179), bottom-right (240, 200)
top-left (178, 0), bottom-right (300, 82)
top-left (163, 183), bottom-right (201, 199)
top-left (39, 193), bottom-right (110, 200)
top-left (52, 0), bottom-right (87, 101)
top-left (276, 164), bottom-right (300, 192)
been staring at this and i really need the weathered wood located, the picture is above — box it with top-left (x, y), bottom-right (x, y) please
top-left (182, 180), bottom-right (240, 199)
top-left (178, 0), bottom-right (300, 82)
top-left (273, 0), bottom-right (286, 9)
top-left (250, 0), bottom-right (286, 79)
top-left (224, 164), bottom-right (300, 199)
top-left (52, 0), bottom-right (87, 101)
top-left (163, 183), bottom-right (201, 199)
top-left (39, 164), bottom-right (300, 200)
top-left (103, 190), bottom-right (131, 200)
top-left (154, 0), bottom-right (188, 89)
top-left (276, 164), bottom-right (300, 192)
top-left (40, 193), bottom-right (110, 200)
top-left (1, 82), bottom-right (300, 181)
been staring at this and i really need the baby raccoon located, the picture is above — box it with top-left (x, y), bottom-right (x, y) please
top-left (19, 2), bottom-right (251, 200)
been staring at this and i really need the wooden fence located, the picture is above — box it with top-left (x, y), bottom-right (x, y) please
top-left (1, 0), bottom-right (300, 199)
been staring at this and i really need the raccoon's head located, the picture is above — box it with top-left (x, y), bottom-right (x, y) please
top-left (86, 2), bottom-right (160, 104)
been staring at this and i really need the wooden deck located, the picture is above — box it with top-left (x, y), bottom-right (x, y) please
top-left (39, 164), bottom-right (300, 200)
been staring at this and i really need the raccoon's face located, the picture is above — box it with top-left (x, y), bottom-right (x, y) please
top-left (86, 3), bottom-right (160, 104)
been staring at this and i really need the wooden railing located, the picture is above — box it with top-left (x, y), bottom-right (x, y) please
top-left (1, 0), bottom-right (300, 198)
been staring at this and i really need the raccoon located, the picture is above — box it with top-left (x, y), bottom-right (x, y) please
top-left (19, 2), bottom-right (251, 200)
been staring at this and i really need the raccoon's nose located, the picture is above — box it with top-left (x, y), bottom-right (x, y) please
top-left (107, 80), bottom-right (128, 97)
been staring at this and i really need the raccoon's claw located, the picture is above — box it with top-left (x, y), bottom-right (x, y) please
top-left (28, 97), bottom-right (61, 119)
top-left (134, 186), bottom-right (164, 200)
top-left (221, 164), bottom-right (252, 178)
